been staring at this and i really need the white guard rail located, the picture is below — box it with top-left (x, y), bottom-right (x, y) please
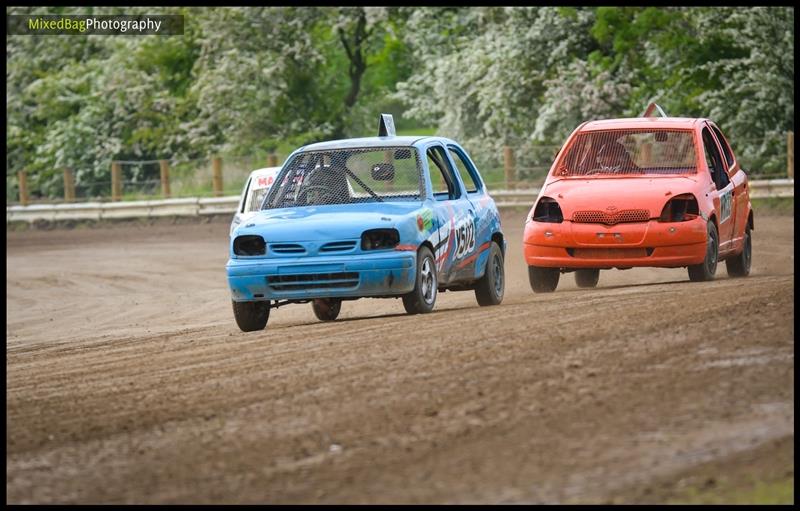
top-left (6, 179), bottom-right (793, 223)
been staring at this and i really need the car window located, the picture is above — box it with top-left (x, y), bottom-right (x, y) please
top-left (448, 146), bottom-right (480, 193)
top-left (557, 129), bottom-right (697, 176)
top-left (710, 125), bottom-right (734, 168)
top-left (265, 147), bottom-right (423, 209)
top-left (426, 145), bottom-right (460, 201)
top-left (702, 127), bottom-right (729, 190)
top-left (248, 187), bottom-right (270, 212)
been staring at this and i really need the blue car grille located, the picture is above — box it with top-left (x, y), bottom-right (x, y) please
top-left (319, 240), bottom-right (357, 253)
top-left (267, 272), bottom-right (360, 291)
top-left (270, 243), bottom-right (306, 255)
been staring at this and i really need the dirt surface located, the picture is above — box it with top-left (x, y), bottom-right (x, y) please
top-left (6, 210), bottom-right (794, 504)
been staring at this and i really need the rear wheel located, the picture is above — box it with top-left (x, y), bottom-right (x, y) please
top-left (726, 226), bottom-right (752, 277)
top-left (403, 246), bottom-right (437, 314)
top-left (312, 298), bottom-right (342, 321)
top-left (528, 266), bottom-right (560, 293)
top-left (574, 269), bottom-right (600, 288)
top-left (475, 241), bottom-right (504, 306)
top-left (232, 300), bottom-right (269, 332)
top-left (688, 221), bottom-right (719, 282)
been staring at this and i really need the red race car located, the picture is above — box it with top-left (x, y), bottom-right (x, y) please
top-left (523, 104), bottom-right (753, 292)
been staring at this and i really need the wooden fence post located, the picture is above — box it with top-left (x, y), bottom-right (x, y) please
top-left (111, 162), bottom-right (122, 201)
top-left (267, 153), bottom-right (278, 167)
top-left (159, 159), bottom-right (171, 198)
top-left (503, 146), bottom-right (516, 189)
top-left (212, 156), bottom-right (223, 197)
top-left (63, 167), bottom-right (75, 202)
top-left (788, 131), bottom-right (794, 179)
top-left (18, 170), bottom-right (29, 206)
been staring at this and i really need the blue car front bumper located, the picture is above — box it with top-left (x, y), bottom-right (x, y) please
top-left (227, 251), bottom-right (417, 302)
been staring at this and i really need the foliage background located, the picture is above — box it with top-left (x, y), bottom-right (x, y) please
top-left (6, 6), bottom-right (794, 200)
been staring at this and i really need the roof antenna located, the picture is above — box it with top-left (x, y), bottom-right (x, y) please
top-left (378, 113), bottom-right (396, 137)
top-left (642, 103), bottom-right (668, 118)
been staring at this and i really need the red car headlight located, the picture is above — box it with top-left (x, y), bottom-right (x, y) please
top-left (659, 194), bottom-right (699, 222)
top-left (531, 196), bottom-right (563, 223)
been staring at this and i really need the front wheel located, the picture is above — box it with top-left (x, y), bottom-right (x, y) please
top-left (574, 269), bottom-right (600, 288)
top-left (312, 298), bottom-right (342, 321)
top-left (528, 266), bottom-right (560, 293)
top-left (726, 226), bottom-right (752, 277)
top-left (475, 241), bottom-right (504, 306)
top-left (403, 246), bottom-right (437, 314)
top-left (688, 221), bottom-right (719, 282)
top-left (232, 300), bottom-right (270, 332)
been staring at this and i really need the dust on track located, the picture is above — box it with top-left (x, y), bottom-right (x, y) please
top-left (6, 210), bottom-right (794, 503)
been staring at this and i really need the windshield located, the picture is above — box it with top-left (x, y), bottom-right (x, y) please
top-left (263, 147), bottom-right (423, 209)
top-left (247, 187), bottom-right (270, 212)
top-left (555, 129), bottom-right (697, 177)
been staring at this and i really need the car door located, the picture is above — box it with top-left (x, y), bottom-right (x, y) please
top-left (423, 143), bottom-right (474, 284)
top-left (445, 143), bottom-right (497, 277)
top-left (709, 122), bottom-right (749, 250)
top-left (701, 125), bottom-right (735, 251)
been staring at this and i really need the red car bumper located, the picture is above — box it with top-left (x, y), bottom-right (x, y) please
top-left (523, 216), bottom-right (708, 269)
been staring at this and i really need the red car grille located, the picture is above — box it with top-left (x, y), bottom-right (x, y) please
top-left (572, 209), bottom-right (650, 225)
top-left (569, 248), bottom-right (653, 259)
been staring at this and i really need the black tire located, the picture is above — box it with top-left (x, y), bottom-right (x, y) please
top-left (574, 269), bottom-right (600, 288)
top-left (726, 225), bottom-right (752, 278)
top-left (688, 221), bottom-right (719, 282)
top-left (402, 246), bottom-right (437, 314)
top-left (528, 266), bottom-right (560, 293)
top-left (232, 300), bottom-right (269, 332)
top-left (475, 241), bottom-right (505, 306)
top-left (312, 298), bottom-right (342, 321)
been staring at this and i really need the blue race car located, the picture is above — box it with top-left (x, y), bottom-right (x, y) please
top-left (226, 115), bottom-right (505, 331)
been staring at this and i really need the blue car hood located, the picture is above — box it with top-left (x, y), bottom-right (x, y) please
top-left (236, 202), bottom-right (422, 242)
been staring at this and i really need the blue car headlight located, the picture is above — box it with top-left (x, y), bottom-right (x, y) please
top-left (361, 229), bottom-right (400, 250)
top-left (233, 235), bottom-right (266, 256)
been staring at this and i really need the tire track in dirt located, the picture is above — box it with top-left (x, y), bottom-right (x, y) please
top-left (6, 212), bottom-right (794, 503)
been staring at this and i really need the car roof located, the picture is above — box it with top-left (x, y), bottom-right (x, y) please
top-left (299, 135), bottom-right (453, 152)
top-left (581, 117), bottom-right (706, 131)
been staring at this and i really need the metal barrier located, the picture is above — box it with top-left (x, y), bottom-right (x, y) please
top-left (6, 179), bottom-right (793, 223)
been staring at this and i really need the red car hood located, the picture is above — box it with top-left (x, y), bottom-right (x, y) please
top-left (541, 176), bottom-right (700, 218)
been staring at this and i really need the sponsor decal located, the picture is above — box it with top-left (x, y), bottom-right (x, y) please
top-left (720, 189), bottom-right (733, 222)
top-left (416, 208), bottom-right (434, 232)
top-left (257, 175), bottom-right (275, 188)
top-left (455, 242), bottom-right (491, 270)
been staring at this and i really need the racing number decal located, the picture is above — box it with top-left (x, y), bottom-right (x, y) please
top-left (720, 189), bottom-right (732, 223)
top-left (454, 217), bottom-right (476, 260)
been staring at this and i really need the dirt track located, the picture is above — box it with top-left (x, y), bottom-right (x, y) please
top-left (6, 210), bottom-right (794, 503)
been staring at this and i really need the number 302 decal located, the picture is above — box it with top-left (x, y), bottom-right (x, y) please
top-left (720, 189), bottom-right (732, 222)
top-left (454, 217), bottom-right (476, 260)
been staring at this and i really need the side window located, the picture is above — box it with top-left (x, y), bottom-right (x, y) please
top-left (447, 146), bottom-right (481, 193)
top-left (426, 145), bottom-right (460, 200)
top-left (702, 127), bottom-right (729, 190)
top-left (711, 125), bottom-right (734, 168)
